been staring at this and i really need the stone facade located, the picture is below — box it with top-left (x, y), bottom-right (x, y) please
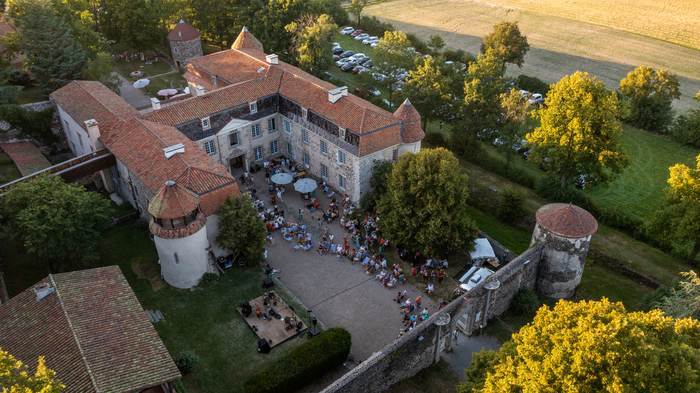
top-left (170, 37), bottom-right (203, 68)
top-left (114, 159), bottom-right (155, 217)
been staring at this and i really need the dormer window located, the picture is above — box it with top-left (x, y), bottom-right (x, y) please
top-left (302, 108), bottom-right (307, 119)
top-left (201, 117), bottom-right (211, 129)
top-left (250, 102), bottom-right (257, 113)
top-left (211, 75), bottom-right (217, 85)
top-left (339, 128), bottom-right (346, 138)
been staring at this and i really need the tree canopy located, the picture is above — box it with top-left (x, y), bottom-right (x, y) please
top-left (378, 148), bottom-right (478, 256)
top-left (402, 56), bottom-right (451, 130)
top-left (427, 34), bottom-right (445, 52)
top-left (619, 65), bottom-right (681, 133)
top-left (496, 88), bottom-right (530, 170)
top-left (460, 299), bottom-right (700, 393)
top-left (349, 0), bottom-right (366, 25)
top-left (480, 21), bottom-right (529, 68)
top-left (654, 270), bottom-right (700, 320)
top-left (0, 349), bottom-right (64, 393)
top-left (0, 175), bottom-right (111, 271)
top-left (672, 91), bottom-right (700, 148)
top-left (101, 0), bottom-right (168, 51)
top-left (82, 52), bottom-right (121, 94)
top-left (285, 14), bottom-right (336, 76)
top-left (373, 30), bottom-right (415, 108)
top-left (215, 194), bottom-right (266, 263)
top-left (526, 71), bottom-right (629, 188)
top-left (186, 0), bottom-right (261, 50)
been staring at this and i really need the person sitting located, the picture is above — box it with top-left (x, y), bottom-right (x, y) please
top-left (427, 283), bottom-right (435, 294)
top-left (375, 270), bottom-right (387, 281)
top-left (387, 277), bottom-right (397, 288)
top-left (317, 242), bottom-right (324, 254)
top-left (404, 304), bottom-right (416, 314)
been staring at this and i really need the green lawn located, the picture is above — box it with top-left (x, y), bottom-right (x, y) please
top-left (16, 85), bottom-right (44, 104)
top-left (463, 203), bottom-right (532, 255)
top-left (114, 57), bottom-right (173, 79)
top-left (0, 152), bottom-right (22, 185)
top-left (139, 73), bottom-right (188, 99)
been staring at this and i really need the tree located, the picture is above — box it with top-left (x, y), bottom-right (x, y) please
top-left (215, 194), bottom-right (266, 263)
top-left (673, 91), bottom-right (700, 148)
top-left (378, 148), bottom-right (478, 256)
top-left (186, 0), bottom-right (262, 50)
top-left (101, 0), bottom-right (168, 51)
top-left (82, 52), bottom-right (121, 94)
top-left (654, 270), bottom-right (700, 319)
top-left (526, 71), bottom-right (629, 188)
top-left (285, 14), bottom-right (336, 76)
top-left (369, 159), bottom-right (393, 200)
top-left (0, 105), bottom-right (58, 146)
top-left (9, 0), bottom-right (87, 93)
top-left (401, 56), bottom-right (451, 130)
top-left (480, 20), bottom-right (529, 68)
top-left (460, 299), bottom-right (700, 393)
top-left (0, 86), bottom-right (23, 105)
top-left (619, 65), bottom-right (681, 133)
top-left (0, 175), bottom-right (111, 271)
top-left (0, 349), bottom-right (64, 393)
top-left (349, 0), bottom-right (366, 25)
top-left (255, 0), bottom-right (329, 60)
top-left (496, 88), bottom-right (530, 170)
top-left (373, 30), bottom-right (416, 108)
top-left (427, 34), bottom-right (445, 52)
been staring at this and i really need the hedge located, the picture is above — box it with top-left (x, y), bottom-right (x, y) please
top-left (244, 327), bottom-right (352, 393)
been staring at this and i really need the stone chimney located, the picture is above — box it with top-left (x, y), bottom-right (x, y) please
top-left (151, 97), bottom-right (161, 110)
top-left (328, 86), bottom-right (348, 104)
top-left (84, 119), bottom-right (105, 150)
top-left (266, 54), bottom-right (279, 64)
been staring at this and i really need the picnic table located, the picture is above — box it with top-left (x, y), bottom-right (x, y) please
top-left (487, 258), bottom-right (500, 268)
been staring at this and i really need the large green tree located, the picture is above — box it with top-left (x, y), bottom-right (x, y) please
top-left (427, 34), bottom-right (445, 52)
top-left (526, 71), bottom-right (629, 188)
top-left (9, 0), bottom-right (87, 93)
top-left (82, 52), bottom-right (121, 94)
top-left (673, 91), bottom-right (700, 148)
top-left (0, 349), bottom-right (64, 393)
top-left (619, 65), bottom-right (681, 133)
top-left (255, 0), bottom-right (328, 60)
top-left (378, 148), bottom-right (478, 256)
top-left (401, 56), bottom-right (451, 130)
top-left (0, 175), bottom-right (111, 270)
top-left (460, 299), bottom-right (700, 393)
top-left (285, 14), bottom-right (336, 76)
top-left (348, 0), bottom-right (366, 25)
top-left (101, 0), bottom-right (168, 51)
top-left (186, 0), bottom-right (262, 50)
top-left (480, 20), bottom-right (529, 69)
top-left (654, 270), bottom-right (700, 320)
top-left (497, 88), bottom-right (530, 171)
top-left (373, 30), bottom-right (415, 108)
top-left (215, 194), bottom-right (266, 264)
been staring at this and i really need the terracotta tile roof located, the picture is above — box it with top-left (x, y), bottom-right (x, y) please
top-left (167, 19), bottom-right (200, 41)
top-left (231, 27), bottom-right (263, 51)
top-left (50, 81), bottom-right (138, 132)
top-left (393, 99), bottom-right (425, 144)
top-left (200, 183), bottom-right (239, 216)
top-left (536, 203), bottom-right (598, 238)
top-left (176, 166), bottom-right (235, 194)
top-left (359, 124), bottom-right (402, 156)
top-left (148, 181), bottom-right (200, 219)
top-left (0, 266), bottom-right (182, 393)
top-left (0, 142), bottom-right (52, 176)
top-left (187, 50), bottom-right (269, 85)
top-left (149, 211), bottom-right (207, 239)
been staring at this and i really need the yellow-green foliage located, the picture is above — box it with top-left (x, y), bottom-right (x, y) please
top-left (0, 348), bottom-right (64, 393)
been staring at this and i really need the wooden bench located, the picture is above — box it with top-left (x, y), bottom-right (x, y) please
top-left (296, 171), bottom-right (306, 179)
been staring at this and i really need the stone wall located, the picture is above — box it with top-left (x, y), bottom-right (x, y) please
top-left (170, 38), bottom-right (203, 67)
top-left (1, 100), bottom-right (67, 154)
top-left (321, 244), bottom-right (545, 393)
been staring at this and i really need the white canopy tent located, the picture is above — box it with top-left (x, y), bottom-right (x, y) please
top-left (470, 238), bottom-right (496, 262)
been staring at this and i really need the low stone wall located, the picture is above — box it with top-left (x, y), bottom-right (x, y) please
top-left (321, 244), bottom-right (545, 393)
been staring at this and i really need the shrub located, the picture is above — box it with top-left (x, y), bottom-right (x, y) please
top-left (517, 74), bottom-right (550, 96)
top-left (244, 327), bottom-right (351, 393)
top-left (424, 131), bottom-right (448, 147)
top-left (534, 175), bottom-right (586, 205)
top-left (672, 112), bottom-right (700, 148)
top-left (7, 69), bottom-right (30, 86)
top-left (172, 380), bottom-right (187, 393)
top-left (405, 32), bottom-right (429, 54)
top-left (511, 287), bottom-right (540, 315)
top-left (0, 86), bottom-right (22, 106)
top-left (357, 15), bottom-right (394, 37)
top-left (497, 187), bottom-right (526, 222)
top-left (200, 272), bottom-right (219, 286)
top-left (174, 351), bottom-right (199, 374)
top-left (359, 190), bottom-right (376, 212)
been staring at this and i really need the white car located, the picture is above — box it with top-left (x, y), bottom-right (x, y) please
top-left (336, 58), bottom-right (351, 67)
top-left (351, 53), bottom-right (366, 60)
top-left (354, 33), bottom-right (369, 41)
top-left (332, 42), bottom-right (340, 48)
top-left (340, 27), bottom-right (354, 35)
top-left (362, 36), bottom-right (379, 45)
top-left (370, 42), bottom-right (379, 48)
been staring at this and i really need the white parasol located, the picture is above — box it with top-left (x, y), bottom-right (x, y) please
top-left (271, 173), bottom-right (293, 185)
top-left (294, 178), bottom-right (317, 193)
top-left (133, 79), bottom-right (150, 88)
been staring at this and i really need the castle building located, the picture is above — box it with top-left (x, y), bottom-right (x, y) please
top-left (167, 19), bottom-right (203, 68)
top-left (49, 27), bottom-right (424, 288)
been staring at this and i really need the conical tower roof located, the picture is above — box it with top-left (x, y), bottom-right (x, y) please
top-left (148, 180), bottom-right (200, 219)
top-left (231, 27), bottom-right (264, 51)
top-left (167, 19), bottom-right (200, 42)
top-left (393, 98), bottom-right (425, 143)
top-left (536, 203), bottom-right (598, 238)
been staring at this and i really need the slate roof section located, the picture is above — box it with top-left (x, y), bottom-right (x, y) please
top-left (536, 203), bottom-right (599, 238)
top-left (167, 19), bottom-right (200, 42)
top-left (0, 266), bottom-right (182, 393)
top-left (148, 181), bottom-right (200, 219)
top-left (394, 99), bottom-right (425, 144)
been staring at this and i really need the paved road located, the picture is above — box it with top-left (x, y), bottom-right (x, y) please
top-left (116, 72), bottom-right (152, 108)
top-left (242, 170), bottom-right (437, 362)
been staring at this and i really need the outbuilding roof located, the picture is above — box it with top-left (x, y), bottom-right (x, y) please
top-left (0, 266), bottom-right (182, 393)
top-left (536, 203), bottom-right (598, 238)
top-left (167, 19), bottom-right (200, 42)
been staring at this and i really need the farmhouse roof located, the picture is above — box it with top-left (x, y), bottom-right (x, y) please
top-left (168, 19), bottom-right (200, 42)
top-left (0, 266), bottom-right (182, 393)
top-left (536, 203), bottom-right (598, 238)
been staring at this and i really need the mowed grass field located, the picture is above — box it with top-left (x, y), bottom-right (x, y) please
top-left (364, 0), bottom-right (700, 113)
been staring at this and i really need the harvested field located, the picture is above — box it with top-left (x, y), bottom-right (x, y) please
top-left (365, 0), bottom-right (700, 113)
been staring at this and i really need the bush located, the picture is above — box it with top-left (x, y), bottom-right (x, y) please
top-left (356, 15), bottom-right (394, 37)
top-left (172, 380), bottom-right (187, 393)
top-left (405, 32), bottom-right (429, 54)
top-left (0, 86), bottom-right (23, 106)
top-left (517, 74), bottom-right (550, 96)
top-left (244, 327), bottom-right (351, 393)
top-left (174, 351), bottom-right (199, 374)
top-left (424, 131), bottom-right (448, 147)
top-left (534, 175), bottom-right (586, 205)
top-left (7, 69), bottom-right (30, 86)
top-left (511, 287), bottom-right (540, 315)
top-left (672, 112), bottom-right (700, 148)
top-left (359, 190), bottom-right (376, 212)
top-left (200, 272), bottom-right (219, 286)
top-left (497, 187), bottom-right (526, 222)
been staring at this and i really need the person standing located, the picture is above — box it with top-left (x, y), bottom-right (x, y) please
top-left (277, 189), bottom-right (283, 203)
top-left (298, 208), bottom-right (303, 221)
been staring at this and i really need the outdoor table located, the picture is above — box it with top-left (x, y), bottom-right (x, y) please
top-left (296, 171), bottom-right (306, 178)
top-left (487, 259), bottom-right (500, 268)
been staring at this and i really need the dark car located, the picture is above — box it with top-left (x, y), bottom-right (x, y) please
top-left (363, 59), bottom-right (372, 68)
top-left (332, 55), bottom-right (340, 62)
top-left (352, 66), bottom-right (366, 74)
top-left (340, 51), bottom-right (355, 59)
top-left (341, 61), bottom-right (358, 72)
top-left (333, 47), bottom-right (344, 55)
top-left (359, 56), bottom-right (371, 65)
top-left (539, 157), bottom-right (551, 171)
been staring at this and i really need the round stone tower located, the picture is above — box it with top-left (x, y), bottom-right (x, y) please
top-left (149, 180), bottom-right (210, 289)
top-left (168, 19), bottom-right (203, 68)
top-left (531, 203), bottom-right (598, 299)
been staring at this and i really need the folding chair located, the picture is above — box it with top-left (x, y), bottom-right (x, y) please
top-left (330, 244), bottom-right (336, 254)
top-left (293, 245), bottom-right (301, 252)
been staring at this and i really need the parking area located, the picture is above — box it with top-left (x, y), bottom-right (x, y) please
top-left (238, 168), bottom-right (437, 362)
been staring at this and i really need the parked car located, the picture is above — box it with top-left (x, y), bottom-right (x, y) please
top-left (339, 51), bottom-right (355, 59)
top-left (340, 27), bottom-right (354, 35)
top-left (391, 81), bottom-right (404, 92)
top-left (336, 58), bottom-right (351, 67)
top-left (362, 36), bottom-right (379, 45)
top-left (352, 66), bottom-right (366, 74)
top-left (351, 53), bottom-right (366, 61)
top-left (371, 72), bottom-right (386, 82)
top-left (332, 42), bottom-right (340, 48)
top-left (363, 59), bottom-right (373, 68)
top-left (513, 139), bottom-right (528, 153)
top-left (528, 93), bottom-right (543, 105)
top-left (350, 29), bottom-right (365, 37)
top-left (354, 87), bottom-right (371, 98)
top-left (368, 86), bottom-right (381, 96)
top-left (477, 128), bottom-right (497, 141)
top-left (493, 137), bottom-right (505, 147)
top-left (341, 61), bottom-right (359, 72)
top-left (332, 55), bottom-right (340, 62)
top-left (539, 157), bottom-right (551, 171)
top-left (370, 42), bottom-right (379, 48)
top-left (323, 71), bottom-right (334, 80)
top-left (354, 33), bottom-right (370, 41)
top-left (333, 46), bottom-right (344, 55)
